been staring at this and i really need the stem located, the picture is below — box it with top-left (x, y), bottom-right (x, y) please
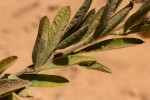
top-left (56, 36), bottom-right (93, 56)
top-left (14, 64), bottom-right (35, 76)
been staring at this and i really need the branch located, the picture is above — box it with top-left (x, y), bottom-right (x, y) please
top-left (14, 64), bottom-right (35, 76)
top-left (54, 36), bottom-right (93, 57)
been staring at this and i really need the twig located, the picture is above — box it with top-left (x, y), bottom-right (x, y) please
top-left (54, 36), bottom-right (93, 57)
top-left (14, 64), bottom-right (35, 77)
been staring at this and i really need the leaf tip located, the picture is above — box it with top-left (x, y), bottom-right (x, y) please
top-left (11, 56), bottom-right (18, 60)
top-left (97, 66), bottom-right (112, 74)
top-left (137, 39), bottom-right (144, 44)
top-left (41, 16), bottom-right (50, 22)
top-left (124, 38), bottom-right (144, 44)
top-left (63, 6), bottom-right (71, 10)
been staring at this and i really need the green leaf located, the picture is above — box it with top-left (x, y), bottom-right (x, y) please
top-left (93, 0), bottom-right (124, 39)
top-left (32, 16), bottom-right (50, 68)
top-left (77, 8), bottom-right (96, 29)
top-left (37, 55), bottom-right (96, 71)
top-left (57, 26), bottom-right (89, 49)
top-left (12, 93), bottom-right (20, 100)
top-left (0, 56), bottom-right (18, 75)
top-left (62, 0), bottom-right (92, 40)
top-left (69, 8), bottom-right (96, 36)
top-left (0, 79), bottom-right (27, 99)
top-left (77, 38), bottom-right (144, 53)
top-left (7, 75), bottom-right (33, 98)
top-left (100, 2), bottom-right (133, 37)
top-left (79, 61), bottom-right (112, 73)
top-left (124, 0), bottom-right (150, 33)
top-left (66, 8), bottom-right (96, 35)
top-left (81, 6), bottom-right (104, 41)
top-left (48, 6), bottom-right (71, 56)
top-left (105, 0), bottom-right (124, 17)
top-left (19, 74), bottom-right (69, 87)
top-left (1, 93), bottom-right (20, 100)
top-left (127, 24), bottom-right (150, 34)
top-left (114, 0), bottom-right (123, 12)
top-left (18, 87), bottom-right (33, 97)
top-left (102, 0), bottom-right (122, 21)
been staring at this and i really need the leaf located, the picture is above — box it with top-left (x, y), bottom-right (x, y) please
top-left (66, 8), bottom-right (96, 35)
top-left (7, 75), bottom-right (33, 98)
top-left (0, 56), bottom-right (18, 75)
top-left (102, 0), bottom-right (122, 21)
top-left (100, 2), bottom-right (133, 37)
top-left (18, 87), bottom-right (33, 97)
top-left (80, 6), bottom-right (104, 40)
top-left (1, 93), bottom-right (20, 100)
top-left (37, 55), bottom-right (96, 71)
top-left (77, 38), bottom-right (144, 53)
top-left (68, 8), bottom-right (96, 36)
top-left (79, 61), bottom-right (112, 73)
top-left (124, 0), bottom-right (150, 33)
top-left (77, 8), bottom-right (96, 29)
top-left (57, 26), bottom-right (89, 49)
top-left (127, 24), bottom-right (150, 34)
top-left (93, 0), bottom-right (124, 39)
top-left (19, 74), bottom-right (69, 87)
top-left (114, 0), bottom-right (123, 12)
top-left (0, 79), bottom-right (27, 99)
top-left (105, 0), bottom-right (124, 17)
top-left (62, 0), bottom-right (92, 40)
top-left (12, 93), bottom-right (20, 100)
top-left (32, 16), bottom-right (50, 68)
top-left (48, 6), bottom-right (71, 56)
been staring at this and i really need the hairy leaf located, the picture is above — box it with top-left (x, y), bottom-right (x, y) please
top-left (62, 0), bottom-right (92, 40)
top-left (57, 26), bottom-right (89, 49)
top-left (0, 79), bottom-right (27, 99)
top-left (79, 62), bottom-right (112, 73)
top-left (77, 38), bottom-right (144, 53)
top-left (81, 6), bottom-right (104, 40)
top-left (67, 8), bottom-right (96, 34)
top-left (127, 24), bottom-right (150, 34)
top-left (100, 2), bottom-right (133, 37)
top-left (32, 16), bottom-right (50, 68)
top-left (78, 8), bottom-right (96, 29)
top-left (114, 0), bottom-right (123, 12)
top-left (37, 55), bottom-right (96, 71)
top-left (48, 6), bottom-right (71, 56)
top-left (93, 0), bottom-right (123, 39)
top-left (0, 56), bottom-right (18, 75)
top-left (105, 0), bottom-right (124, 17)
top-left (124, 0), bottom-right (150, 33)
top-left (19, 74), bottom-right (69, 87)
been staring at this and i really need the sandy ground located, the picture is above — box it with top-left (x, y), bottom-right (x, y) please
top-left (0, 0), bottom-right (150, 100)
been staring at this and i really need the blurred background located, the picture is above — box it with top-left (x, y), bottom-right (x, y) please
top-left (0, 0), bottom-right (150, 100)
